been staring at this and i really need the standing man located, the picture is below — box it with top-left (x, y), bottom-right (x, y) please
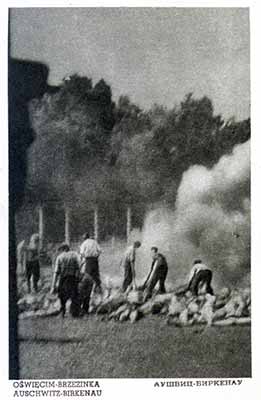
top-left (25, 233), bottom-right (41, 293)
top-left (78, 272), bottom-right (94, 317)
top-left (187, 259), bottom-right (214, 297)
top-left (17, 240), bottom-right (26, 274)
top-left (79, 232), bottom-right (102, 293)
top-left (50, 243), bottom-right (80, 318)
top-left (121, 241), bottom-right (141, 292)
top-left (143, 247), bottom-right (168, 300)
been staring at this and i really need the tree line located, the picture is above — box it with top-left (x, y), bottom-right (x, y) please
top-left (17, 74), bottom-right (250, 244)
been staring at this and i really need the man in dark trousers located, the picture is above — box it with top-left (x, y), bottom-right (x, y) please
top-left (187, 259), bottom-right (214, 296)
top-left (25, 233), bottom-right (41, 293)
top-left (78, 271), bottom-right (94, 316)
top-left (79, 232), bottom-right (102, 293)
top-left (143, 247), bottom-right (168, 300)
top-left (50, 243), bottom-right (80, 317)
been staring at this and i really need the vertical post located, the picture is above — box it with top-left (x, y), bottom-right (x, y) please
top-left (94, 207), bottom-right (98, 241)
top-left (39, 205), bottom-right (44, 250)
top-left (65, 206), bottom-right (71, 245)
top-left (22, 248), bottom-right (26, 274)
top-left (127, 206), bottom-right (132, 242)
top-left (111, 236), bottom-right (115, 248)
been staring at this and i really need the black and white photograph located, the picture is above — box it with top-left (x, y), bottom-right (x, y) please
top-left (7, 5), bottom-right (253, 386)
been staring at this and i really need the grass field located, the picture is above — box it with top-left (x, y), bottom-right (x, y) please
top-left (19, 315), bottom-right (251, 379)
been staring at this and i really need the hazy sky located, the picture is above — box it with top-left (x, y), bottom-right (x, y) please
top-left (10, 7), bottom-right (250, 120)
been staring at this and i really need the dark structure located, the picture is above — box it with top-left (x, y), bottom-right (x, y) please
top-left (9, 58), bottom-right (49, 378)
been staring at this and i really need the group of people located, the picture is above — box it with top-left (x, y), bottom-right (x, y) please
top-left (121, 242), bottom-right (169, 302)
top-left (121, 243), bottom-right (214, 299)
top-left (20, 232), bottom-right (214, 318)
top-left (50, 233), bottom-right (102, 317)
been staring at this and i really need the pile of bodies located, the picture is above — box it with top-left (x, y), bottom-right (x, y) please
top-left (17, 273), bottom-right (61, 319)
top-left (18, 284), bottom-right (251, 327)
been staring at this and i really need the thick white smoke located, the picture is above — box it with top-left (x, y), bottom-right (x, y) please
top-left (137, 140), bottom-right (250, 289)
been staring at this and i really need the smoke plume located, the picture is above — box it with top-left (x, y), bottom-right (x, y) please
top-left (137, 140), bottom-right (250, 289)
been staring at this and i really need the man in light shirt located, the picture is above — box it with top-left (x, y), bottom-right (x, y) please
top-left (187, 259), bottom-right (214, 296)
top-left (25, 233), bottom-right (41, 293)
top-left (121, 241), bottom-right (141, 292)
top-left (79, 232), bottom-right (102, 292)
